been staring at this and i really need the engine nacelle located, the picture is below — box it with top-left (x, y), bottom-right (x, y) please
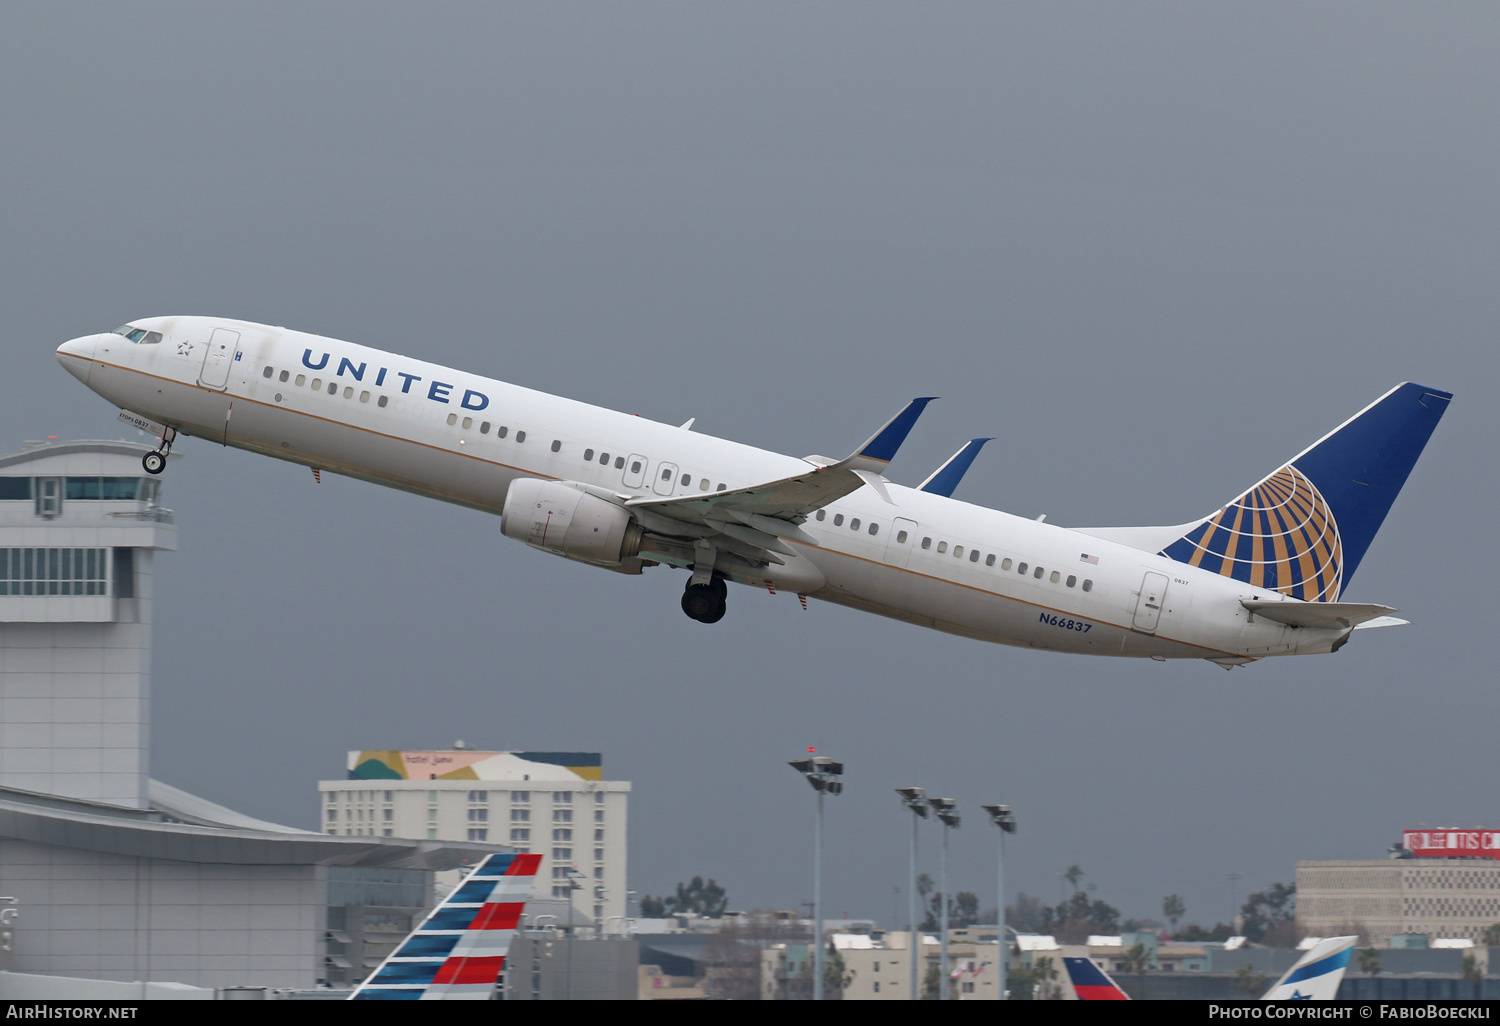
top-left (501, 479), bottom-right (643, 566)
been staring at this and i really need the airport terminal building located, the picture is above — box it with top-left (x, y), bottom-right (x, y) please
top-left (0, 441), bottom-right (503, 991)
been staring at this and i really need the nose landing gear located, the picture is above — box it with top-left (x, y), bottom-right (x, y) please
top-left (142, 426), bottom-right (177, 475)
top-left (681, 574), bottom-right (728, 624)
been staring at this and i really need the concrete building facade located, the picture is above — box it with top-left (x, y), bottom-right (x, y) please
top-left (323, 749), bottom-right (629, 927)
top-left (0, 440), bottom-right (173, 808)
top-left (1298, 859), bottom-right (1500, 945)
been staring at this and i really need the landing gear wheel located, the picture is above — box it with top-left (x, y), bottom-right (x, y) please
top-left (681, 582), bottom-right (727, 624)
top-left (142, 451), bottom-right (166, 475)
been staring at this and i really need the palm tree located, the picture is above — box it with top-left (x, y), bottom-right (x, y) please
top-left (1031, 955), bottom-right (1059, 1000)
top-left (1121, 943), bottom-right (1152, 1000)
top-left (1162, 895), bottom-right (1185, 936)
top-left (1358, 948), bottom-right (1381, 977)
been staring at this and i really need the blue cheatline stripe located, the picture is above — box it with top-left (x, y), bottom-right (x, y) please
top-left (352, 989), bottom-right (425, 1000)
top-left (1281, 948), bottom-right (1352, 986)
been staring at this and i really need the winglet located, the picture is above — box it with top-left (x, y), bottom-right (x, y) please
top-left (918, 438), bottom-right (992, 497)
top-left (850, 397), bottom-right (937, 469)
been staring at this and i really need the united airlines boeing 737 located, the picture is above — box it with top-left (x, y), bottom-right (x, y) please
top-left (56, 317), bottom-right (1451, 667)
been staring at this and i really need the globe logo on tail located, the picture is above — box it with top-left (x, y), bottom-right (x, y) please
top-left (1161, 464), bottom-right (1343, 602)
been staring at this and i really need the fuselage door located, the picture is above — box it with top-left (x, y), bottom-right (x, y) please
top-left (886, 517), bottom-right (919, 568)
top-left (199, 328), bottom-right (240, 390)
top-left (622, 454), bottom-right (648, 490)
top-left (653, 462), bottom-right (679, 496)
top-left (1132, 571), bottom-right (1169, 634)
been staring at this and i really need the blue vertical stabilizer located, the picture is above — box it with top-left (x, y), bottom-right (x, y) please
top-left (1159, 383), bottom-right (1451, 599)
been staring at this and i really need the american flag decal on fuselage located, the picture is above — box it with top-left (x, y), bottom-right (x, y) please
top-left (1160, 464), bottom-right (1343, 602)
top-left (349, 852), bottom-right (542, 1000)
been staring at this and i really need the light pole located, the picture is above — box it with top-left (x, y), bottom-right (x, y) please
top-left (928, 798), bottom-right (959, 1000)
top-left (789, 753), bottom-right (843, 1000)
top-left (896, 787), bottom-right (928, 1002)
top-left (982, 803), bottom-right (1017, 1000)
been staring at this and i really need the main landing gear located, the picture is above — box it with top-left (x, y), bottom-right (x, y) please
top-left (681, 574), bottom-right (728, 624)
top-left (142, 427), bottom-right (177, 475)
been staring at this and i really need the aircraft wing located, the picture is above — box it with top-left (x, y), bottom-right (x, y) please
top-left (624, 397), bottom-right (934, 565)
top-left (349, 852), bottom-right (541, 1000)
top-left (1241, 601), bottom-right (1398, 630)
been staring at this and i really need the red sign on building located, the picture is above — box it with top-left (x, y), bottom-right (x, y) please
top-left (1402, 829), bottom-right (1500, 859)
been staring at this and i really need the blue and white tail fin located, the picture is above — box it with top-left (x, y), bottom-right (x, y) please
top-left (1154, 383), bottom-right (1451, 601)
top-left (1063, 956), bottom-right (1131, 1000)
top-left (349, 852), bottom-right (542, 1000)
top-left (1262, 936), bottom-right (1356, 1000)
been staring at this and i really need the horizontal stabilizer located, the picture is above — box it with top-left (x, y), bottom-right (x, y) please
top-left (1352, 615), bottom-right (1409, 630)
top-left (918, 438), bottom-right (992, 498)
top-left (1242, 600), bottom-right (1397, 630)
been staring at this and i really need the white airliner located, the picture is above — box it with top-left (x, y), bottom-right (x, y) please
top-left (56, 317), bottom-right (1451, 667)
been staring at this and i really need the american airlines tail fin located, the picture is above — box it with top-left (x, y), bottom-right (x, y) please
top-left (1262, 936), bottom-right (1357, 1000)
top-left (1063, 956), bottom-right (1130, 999)
top-left (1082, 383), bottom-right (1451, 601)
top-left (349, 852), bottom-right (542, 1001)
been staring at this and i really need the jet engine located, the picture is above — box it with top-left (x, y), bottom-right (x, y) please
top-left (501, 479), bottom-right (644, 568)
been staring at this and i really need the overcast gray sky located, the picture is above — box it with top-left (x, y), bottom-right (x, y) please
top-left (3, 3), bottom-right (1495, 931)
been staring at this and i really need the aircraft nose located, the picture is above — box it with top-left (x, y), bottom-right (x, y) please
top-left (56, 334), bottom-right (99, 384)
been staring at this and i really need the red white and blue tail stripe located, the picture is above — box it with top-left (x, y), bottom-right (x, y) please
top-left (349, 852), bottom-right (542, 1001)
top-left (1063, 956), bottom-right (1130, 1000)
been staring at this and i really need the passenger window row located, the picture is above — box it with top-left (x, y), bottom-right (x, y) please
top-left (813, 508), bottom-right (880, 536)
top-left (914, 533), bottom-right (1094, 591)
top-left (262, 365), bottom-right (729, 492)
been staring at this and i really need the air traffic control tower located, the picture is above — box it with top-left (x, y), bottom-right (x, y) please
top-left (0, 440), bottom-right (171, 806)
top-left (0, 441), bottom-right (509, 991)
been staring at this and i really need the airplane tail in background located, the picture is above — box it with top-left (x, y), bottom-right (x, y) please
top-left (1063, 956), bottom-right (1131, 1000)
top-left (1262, 936), bottom-right (1357, 1000)
top-left (1157, 383), bottom-right (1451, 601)
top-left (349, 852), bottom-right (542, 1000)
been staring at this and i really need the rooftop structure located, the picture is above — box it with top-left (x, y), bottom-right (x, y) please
top-left (322, 748), bottom-right (629, 930)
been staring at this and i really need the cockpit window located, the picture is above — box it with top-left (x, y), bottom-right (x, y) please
top-left (113, 325), bottom-right (160, 344)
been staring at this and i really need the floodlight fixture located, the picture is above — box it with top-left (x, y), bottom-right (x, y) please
top-left (982, 803), bottom-right (1017, 834)
top-left (790, 751), bottom-right (843, 1000)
